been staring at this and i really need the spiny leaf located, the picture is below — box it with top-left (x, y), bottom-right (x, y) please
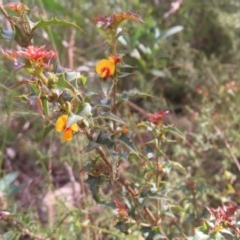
top-left (31, 16), bottom-right (83, 32)
top-left (118, 131), bottom-right (138, 154)
top-left (84, 141), bottom-right (101, 153)
top-left (85, 175), bottom-right (104, 202)
top-left (96, 132), bottom-right (115, 146)
top-left (55, 73), bottom-right (75, 93)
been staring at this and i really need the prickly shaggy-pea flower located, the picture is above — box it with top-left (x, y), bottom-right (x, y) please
top-left (92, 11), bottom-right (144, 29)
top-left (96, 55), bottom-right (121, 79)
top-left (55, 115), bottom-right (78, 141)
top-left (3, 46), bottom-right (56, 67)
top-left (148, 111), bottom-right (170, 125)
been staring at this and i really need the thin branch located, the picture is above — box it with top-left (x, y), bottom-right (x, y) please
top-left (144, 206), bottom-right (156, 224)
top-left (214, 125), bottom-right (240, 172)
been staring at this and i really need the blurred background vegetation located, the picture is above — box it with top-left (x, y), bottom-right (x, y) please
top-left (1, 0), bottom-right (240, 239)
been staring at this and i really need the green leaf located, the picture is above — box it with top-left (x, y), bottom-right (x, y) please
top-left (100, 80), bottom-right (112, 97)
top-left (118, 131), bottom-right (138, 154)
top-left (163, 125), bottom-right (185, 140)
top-left (118, 72), bottom-right (133, 78)
top-left (156, 25), bottom-right (183, 42)
top-left (147, 191), bottom-right (171, 201)
top-left (100, 112), bottom-right (125, 125)
top-left (97, 98), bottom-right (111, 109)
top-left (65, 71), bottom-right (81, 82)
top-left (42, 124), bottom-right (54, 141)
top-left (30, 16), bottom-right (83, 33)
top-left (96, 132), bottom-right (115, 146)
top-left (80, 75), bottom-right (87, 85)
top-left (0, 27), bottom-right (14, 41)
top-left (55, 74), bottom-right (75, 93)
top-left (85, 175), bottom-right (105, 202)
top-left (115, 221), bottom-right (135, 234)
top-left (42, 97), bottom-right (49, 116)
top-left (84, 141), bottom-right (101, 153)
top-left (78, 102), bottom-right (92, 117)
top-left (118, 89), bottom-right (152, 101)
top-left (192, 230), bottom-right (210, 240)
top-left (0, 172), bottom-right (19, 193)
top-left (162, 160), bottom-right (186, 174)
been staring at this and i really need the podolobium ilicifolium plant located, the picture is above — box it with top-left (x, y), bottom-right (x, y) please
top-left (0, 2), bottom-right (240, 239)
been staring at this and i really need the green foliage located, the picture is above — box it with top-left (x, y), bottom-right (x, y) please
top-left (1, 0), bottom-right (240, 239)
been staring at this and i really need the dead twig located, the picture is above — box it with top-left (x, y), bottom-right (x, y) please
top-left (214, 125), bottom-right (240, 172)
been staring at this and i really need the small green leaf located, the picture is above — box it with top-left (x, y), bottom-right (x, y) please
top-left (0, 27), bottom-right (14, 41)
top-left (96, 132), bottom-right (115, 146)
top-left (97, 98), bottom-right (111, 109)
top-left (0, 172), bottom-right (19, 193)
top-left (118, 89), bottom-right (152, 101)
top-left (100, 80), bottom-right (112, 97)
top-left (156, 25), bottom-right (183, 42)
top-left (78, 102), bottom-right (92, 117)
top-left (31, 16), bottom-right (83, 32)
top-left (163, 160), bottom-right (186, 174)
top-left (115, 221), bottom-right (135, 234)
top-left (85, 175), bottom-right (104, 202)
top-left (80, 76), bottom-right (87, 85)
top-left (55, 74), bottom-right (75, 93)
top-left (42, 97), bottom-right (49, 116)
top-left (65, 71), bottom-right (81, 81)
top-left (192, 230), bottom-right (209, 240)
top-left (66, 113), bottom-right (83, 128)
top-left (118, 72), bottom-right (133, 78)
top-left (42, 124), bottom-right (54, 140)
top-left (163, 125), bottom-right (185, 140)
top-left (100, 112), bottom-right (125, 125)
top-left (84, 141), bottom-right (101, 153)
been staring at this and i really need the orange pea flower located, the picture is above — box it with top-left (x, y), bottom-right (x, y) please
top-left (55, 115), bottom-right (78, 141)
top-left (96, 55), bottom-right (121, 79)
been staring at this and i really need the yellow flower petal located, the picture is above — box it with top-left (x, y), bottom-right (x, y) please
top-left (62, 129), bottom-right (73, 141)
top-left (71, 123), bottom-right (79, 132)
top-left (96, 59), bottom-right (115, 78)
top-left (55, 115), bottom-right (68, 132)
